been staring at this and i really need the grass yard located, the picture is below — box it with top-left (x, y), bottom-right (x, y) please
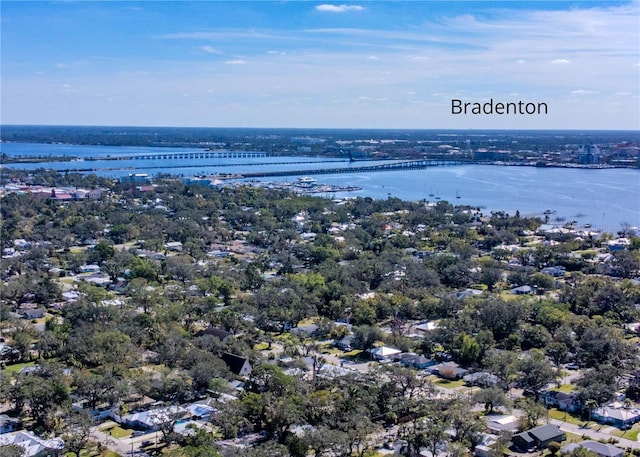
top-left (611, 427), bottom-right (640, 441)
top-left (554, 384), bottom-right (575, 393)
top-left (297, 317), bottom-right (317, 327)
top-left (434, 378), bottom-right (466, 389)
top-left (498, 291), bottom-right (520, 302)
top-left (104, 425), bottom-right (133, 439)
top-left (340, 350), bottom-right (368, 363)
top-left (3, 360), bottom-right (36, 375)
top-left (254, 342), bottom-right (269, 351)
top-left (319, 345), bottom-right (342, 356)
top-left (548, 408), bottom-right (593, 428)
top-left (75, 450), bottom-right (120, 457)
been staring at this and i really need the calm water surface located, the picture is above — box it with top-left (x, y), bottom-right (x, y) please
top-left (2, 142), bottom-right (638, 232)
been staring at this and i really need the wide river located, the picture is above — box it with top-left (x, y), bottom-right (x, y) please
top-left (2, 142), bottom-right (639, 233)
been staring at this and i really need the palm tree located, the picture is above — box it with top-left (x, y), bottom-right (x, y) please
top-left (584, 399), bottom-right (598, 424)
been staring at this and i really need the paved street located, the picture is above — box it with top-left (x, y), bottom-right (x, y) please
top-left (549, 418), bottom-right (640, 450)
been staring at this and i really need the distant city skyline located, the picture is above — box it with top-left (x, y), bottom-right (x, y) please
top-left (2, 1), bottom-right (639, 130)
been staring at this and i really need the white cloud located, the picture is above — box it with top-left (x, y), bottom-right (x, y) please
top-left (199, 46), bottom-right (221, 54)
top-left (315, 4), bottom-right (365, 13)
top-left (5, 1), bottom-right (639, 129)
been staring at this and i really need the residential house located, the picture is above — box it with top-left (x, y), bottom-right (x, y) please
top-left (121, 405), bottom-right (186, 431)
top-left (511, 285), bottom-right (533, 295)
top-left (78, 264), bottom-right (101, 273)
top-left (292, 324), bottom-right (320, 338)
top-left (196, 326), bottom-right (232, 342)
top-left (485, 415), bottom-right (519, 433)
top-left (561, 441), bottom-right (624, 457)
top-left (541, 390), bottom-right (581, 413)
top-left (463, 371), bottom-right (500, 388)
top-left (137, 250), bottom-right (166, 261)
top-left (87, 188), bottom-right (103, 199)
top-left (78, 272), bottom-right (111, 287)
top-left (394, 352), bottom-right (435, 369)
top-left (0, 415), bottom-right (20, 434)
top-left (592, 405), bottom-right (640, 429)
top-left (301, 356), bottom-right (351, 379)
top-left (369, 346), bottom-right (402, 361)
top-left (221, 353), bottom-right (252, 377)
top-left (185, 402), bottom-right (217, 420)
top-left (300, 232), bottom-right (317, 242)
top-left (474, 433), bottom-right (499, 457)
top-left (71, 400), bottom-right (118, 421)
top-left (413, 321), bottom-right (440, 335)
top-left (335, 335), bottom-right (354, 352)
top-left (164, 241), bottom-right (183, 252)
top-left (452, 289), bottom-right (484, 300)
top-left (61, 291), bottom-right (80, 302)
top-left (541, 266), bottom-right (566, 277)
top-left (428, 361), bottom-right (469, 380)
top-left (21, 308), bottom-right (45, 320)
top-left (0, 430), bottom-right (64, 457)
top-left (511, 424), bottom-right (565, 452)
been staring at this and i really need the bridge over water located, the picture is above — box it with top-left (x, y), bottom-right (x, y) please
top-left (41, 158), bottom-right (468, 175)
top-left (235, 159), bottom-right (465, 178)
top-left (88, 150), bottom-right (267, 161)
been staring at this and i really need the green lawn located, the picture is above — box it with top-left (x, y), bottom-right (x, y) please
top-left (104, 425), bottom-right (133, 439)
top-left (548, 408), bottom-right (593, 428)
top-left (3, 360), bottom-right (36, 375)
top-left (554, 384), bottom-right (575, 393)
top-left (340, 350), bottom-right (368, 362)
top-left (59, 277), bottom-right (76, 286)
top-left (435, 378), bottom-right (466, 389)
top-left (74, 450), bottom-right (120, 457)
top-left (611, 427), bottom-right (639, 441)
top-left (254, 342), bottom-right (269, 351)
top-left (498, 291), bottom-right (520, 302)
top-left (319, 345), bottom-right (342, 356)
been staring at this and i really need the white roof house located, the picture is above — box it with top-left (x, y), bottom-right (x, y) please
top-left (485, 414), bottom-right (519, 432)
top-left (369, 346), bottom-right (402, 360)
top-left (122, 405), bottom-right (187, 431)
top-left (0, 430), bottom-right (64, 457)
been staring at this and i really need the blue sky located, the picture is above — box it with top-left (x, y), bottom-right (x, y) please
top-left (2, 1), bottom-right (639, 129)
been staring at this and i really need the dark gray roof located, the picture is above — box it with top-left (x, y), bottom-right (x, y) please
top-left (528, 424), bottom-right (563, 442)
top-left (197, 326), bottom-right (232, 340)
top-left (513, 432), bottom-right (534, 444)
top-left (222, 352), bottom-right (250, 375)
